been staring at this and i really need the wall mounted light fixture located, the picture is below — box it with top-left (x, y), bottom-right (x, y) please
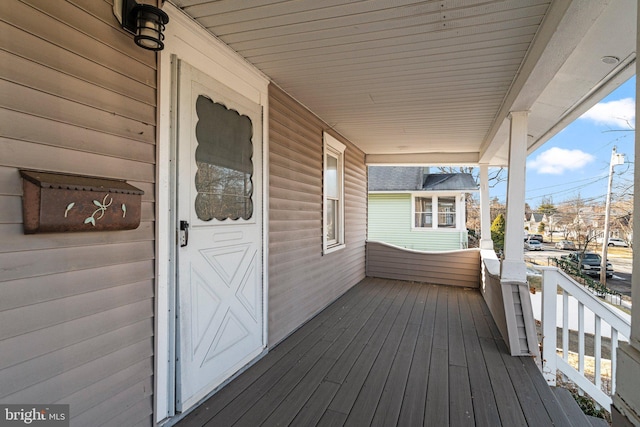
top-left (113, 0), bottom-right (169, 51)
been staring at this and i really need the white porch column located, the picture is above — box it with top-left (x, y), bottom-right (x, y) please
top-left (613, 4), bottom-right (640, 422)
top-left (479, 163), bottom-right (493, 250)
top-left (501, 111), bottom-right (528, 282)
top-left (497, 111), bottom-right (539, 358)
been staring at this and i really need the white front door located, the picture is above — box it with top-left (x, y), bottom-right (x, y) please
top-left (175, 60), bottom-right (264, 412)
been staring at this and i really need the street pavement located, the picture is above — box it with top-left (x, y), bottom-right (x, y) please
top-left (524, 243), bottom-right (632, 296)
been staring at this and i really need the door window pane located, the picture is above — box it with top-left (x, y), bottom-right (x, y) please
top-left (194, 95), bottom-right (253, 221)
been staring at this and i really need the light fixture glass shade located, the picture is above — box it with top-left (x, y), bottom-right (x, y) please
top-left (133, 4), bottom-right (169, 51)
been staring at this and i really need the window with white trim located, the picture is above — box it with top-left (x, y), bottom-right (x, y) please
top-left (437, 196), bottom-right (456, 228)
top-left (414, 197), bottom-right (433, 228)
top-left (413, 195), bottom-right (459, 229)
top-left (323, 133), bottom-right (346, 253)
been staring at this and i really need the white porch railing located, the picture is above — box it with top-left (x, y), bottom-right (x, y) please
top-left (539, 266), bottom-right (631, 409)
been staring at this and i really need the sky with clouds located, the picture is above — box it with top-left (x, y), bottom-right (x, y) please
top-left (493, 76), bottom-right (636, 208)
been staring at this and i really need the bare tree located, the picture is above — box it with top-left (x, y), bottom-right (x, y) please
top-left (563, 195), bottom-right (600, 252)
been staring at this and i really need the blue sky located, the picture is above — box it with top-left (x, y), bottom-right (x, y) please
top-left (492, 76), bottom-right (636, 208)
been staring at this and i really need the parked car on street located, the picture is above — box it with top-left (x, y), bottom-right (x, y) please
top-left (528, 234), bottom-right (544, 243)
top-left (607, 238), bottom-right (629, 247)
top-left (561, 251), bottom-right (613, 278)
top-left (555, 240), bottom-right (576, 250)
top-left (525, 240), bottom-right (543, 251)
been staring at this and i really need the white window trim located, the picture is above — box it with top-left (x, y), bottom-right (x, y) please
top-left (323, 133), bottom-right (346, 254)
top-left (411, 192), bottom-right (465, 232)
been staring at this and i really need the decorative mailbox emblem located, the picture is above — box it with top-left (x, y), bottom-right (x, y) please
top-left (20, 170), bottom-right (144, 234)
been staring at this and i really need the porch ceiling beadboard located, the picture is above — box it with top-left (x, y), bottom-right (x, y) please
top-left (0, 0), bottom-right (156, 425)
top-left (172, 0), bottom-right (636, 166)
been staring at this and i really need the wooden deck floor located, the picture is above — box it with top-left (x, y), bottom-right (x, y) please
top-left (176, 277), bottom-right (575, 427)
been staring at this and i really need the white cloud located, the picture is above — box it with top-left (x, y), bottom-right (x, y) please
top-left (580, 98), bottom-right (635, 128)
top-left (527, 147), bottom-right (595, 175)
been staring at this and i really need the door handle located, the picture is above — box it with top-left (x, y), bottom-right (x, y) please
top-left (180, 220), bottom-right (189, 247)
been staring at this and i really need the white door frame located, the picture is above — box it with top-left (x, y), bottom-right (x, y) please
top-left (156, 4), bottom-right (270, 423)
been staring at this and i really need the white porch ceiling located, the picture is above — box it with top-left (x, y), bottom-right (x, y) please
top-left (171, 0), bottom-right (636, 166)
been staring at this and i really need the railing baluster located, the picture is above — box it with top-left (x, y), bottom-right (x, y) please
top-left (541, 269), bottom-right (558, 385)
top-left (594, 316), bottom-right (601, 389)
top-left (612, 329), bottom-right (618, 394)
top-left (578, 302), bottom-right (585, 374)
top-left (563, 291), bottom-right (569, 361)
top-left (525, 265), bottom-right (629, 409)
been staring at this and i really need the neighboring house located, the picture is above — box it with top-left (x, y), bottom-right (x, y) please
top-left (525, 212), bottom-right (546, 233)
top-left (368, 167), bottom-right (478, 251)
top-left (2, 1), bottom-right (640, 426)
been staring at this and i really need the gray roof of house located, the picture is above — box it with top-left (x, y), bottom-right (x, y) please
top-left (368, 166), bottom-right (423, 191)
top-left (368, 167), bottom-right (478, 192)
top-left (422, 173), bottom-right (478, 191)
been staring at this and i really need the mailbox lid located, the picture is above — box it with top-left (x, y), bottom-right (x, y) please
top-left (20, 170), bottom-right (145, 195)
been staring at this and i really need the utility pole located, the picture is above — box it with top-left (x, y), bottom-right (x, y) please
top-left (600, 146), bottom-right (625, 284)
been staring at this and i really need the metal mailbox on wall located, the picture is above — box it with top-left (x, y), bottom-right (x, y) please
top-left (20, 170), bottom-right (144, 234)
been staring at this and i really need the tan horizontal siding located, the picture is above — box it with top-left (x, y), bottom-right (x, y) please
top-left (0, 1), bottom-right (156, 425)
top-left (0, 137), bottom-right (156, 181)
top-left (1, 50), bottom-right (156, 124)
top-left (0, 21), bottom-right (155, 103)
top-left (0, 81), bottom-right (155, 143)
top-left (268, 84), bottom-right (366, 345)
top-left (0, 0), bottom-right (156, 89)
top-left (0, 110), bottom-right (156, 163)
top-left (2, 338), bottom-right (153, 403)
top-left (0, 299), bottom-right (154, 371)
top-left (366, 241), bottom-right (480, 288)
top-left (62, 358), bottom-right (152, 422)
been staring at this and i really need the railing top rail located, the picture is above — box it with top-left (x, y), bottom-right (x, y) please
top-left (541, 267), bottom-right (630, 338)
top-left (480, 249), bottom-right (501, 277)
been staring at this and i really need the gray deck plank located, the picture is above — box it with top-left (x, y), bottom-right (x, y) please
top-left (254, 356), bottom-right (336, 427)
top-left (345, 284), bottom-right (418, 425)
top-left (317, 409), bottom-right (348, 427)
top-left (177, 279), bottom-right (373, 426)
top-left (323, 281), bottom-right (402, 384)
top-left (175, 278), bottom-right (584, 427)
top-left (198, 279), bottom-right (388, 426)
top-left (396, 285), bottom-right (438, 426)
top-left (449, 364), bottom-right (475, 426)
top-left (326, 284), bottom-right (412, 416)
top-left (553, 387), bottom-right (592, 427)
top-left (477, 335), bottom-right (528, 426)
top-left (425, 347), bottom-right (449, 425)
top-left (498, 342), bottom-right (554, 427)
top-left (522, 357), bottom-right (575, 427)
top-left (289, 380), bottom-right (340, 427)
top-left (468, 292), bottom-right (528, 426)
top-left (459, 291), bottom-right (501, 427)
top-left (257, 280), bottom-right (398, 426)
top-left (448, 287), bottom-right (467, 368)
top-left (425, 287), bottom-right (449, 425)
top-left (370, 284), bottom-right (428, 427)
top-left (447, 289), bottom-right (474, 425)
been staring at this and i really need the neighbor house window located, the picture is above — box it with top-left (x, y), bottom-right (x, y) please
top-left (413, 195), bottom-right (459, 229)
top-left (414, 197), bottom-right (433, 227)
top-left (437, 197), bottom-right (456, 228)
top-left (323, 133), bottom-right (346, 254)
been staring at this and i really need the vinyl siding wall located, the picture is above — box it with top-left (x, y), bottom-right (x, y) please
top-left (366, 241), bottom-right (480, 288)
top-left (268, 84), bottom-right (367, 345)
top-left (0, 1), bottom-right (156, 426)
top-left (368, 193), bottom-right (467, 251)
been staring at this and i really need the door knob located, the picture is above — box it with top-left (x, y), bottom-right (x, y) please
top-left (180, 220), bottom-right (189, 247)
